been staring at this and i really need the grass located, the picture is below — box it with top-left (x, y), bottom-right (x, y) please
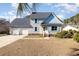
top-left (0, 37), bottom-right (78, 56)
top-left (24, 34), bottom-right (47, 38)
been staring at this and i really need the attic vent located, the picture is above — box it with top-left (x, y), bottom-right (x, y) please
top-left (32, 12), bottom-right (37, 14)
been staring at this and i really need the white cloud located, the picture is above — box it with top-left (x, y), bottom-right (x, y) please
top-left (61, 9), bottom-right (65, 13)
top-left (11, 3), bottom-right (18, 9)
top-left (63, 4), bottom-right (77, 13)
top-left (0, 16), bottom-right (8, 19)
top-left (47, 3), bottom-right (52, 6)
top-left (75, 3), bottom-right (79, 7)
top-left (11, 3), bottom-right (18, 14)
top-left (54, 3), bottom-right (78, 13)
top-left (8, 10), bottom-right (15, 15)
top-left (3, 3), bottom-right (18, 21)
top-left (8, 12), bottom-right (13, 15)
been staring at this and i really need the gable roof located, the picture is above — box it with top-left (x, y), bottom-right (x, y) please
top-left (29, 12), bottom-right (52, 19)
top-left (10, 16), bottom-right (33, 28)
top-left (41, 12), bottom-right (63, 26)
top-left (11, 12), bottom-right (63, 28)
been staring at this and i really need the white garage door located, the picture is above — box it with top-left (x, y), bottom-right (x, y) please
top-left (22, 30), bottom-right (28, 36)
top-left (12, 29), bottom-right (20, 35)
top-left (12, 28), bottom-right (28, 36)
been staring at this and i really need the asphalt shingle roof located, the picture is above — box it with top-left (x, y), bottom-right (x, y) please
top-left (41, 12), bottom-right (63, 26)
top-left (10, 16), bottom-right (33, 28)
top-left (29, 12), bottom-right (52, 19)
top-left (11, 12), bottom-right (63, 28)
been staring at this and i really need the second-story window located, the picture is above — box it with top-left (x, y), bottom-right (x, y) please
top-left (35, 19), bottom-right (37, 23)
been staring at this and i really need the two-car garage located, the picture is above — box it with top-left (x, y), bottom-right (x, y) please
top-left (10, 17), bottom-right (33, 36)
top-left (10, 28), bottom-right (29, 36)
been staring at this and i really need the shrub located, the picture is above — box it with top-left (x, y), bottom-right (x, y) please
top-left (73, 33), bottom-right (79, 42)
top-left (56, 31), bottom-right (68, 38)
top-left (64, 32), bottom-right (73, 38)
top-left (56, 30), bottom-right (76, 38)
top-left (64, 30), bottom-right (74, 38)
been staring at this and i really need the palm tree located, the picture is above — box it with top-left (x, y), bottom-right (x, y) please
top-left (17, 3), bottom-right (37, 16)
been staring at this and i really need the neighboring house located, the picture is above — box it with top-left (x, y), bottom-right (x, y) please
top-left (0, 18), bottom-right (10, 34)
top-left (63, 25), bottom-right (79, 31)
top-left (10, 12), bottom-right (63, 35)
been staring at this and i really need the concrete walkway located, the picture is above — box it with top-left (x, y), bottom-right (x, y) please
top-left (0, 35), bottom-right (26, 48)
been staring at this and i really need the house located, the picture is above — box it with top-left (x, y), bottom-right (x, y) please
top-left (10, 12), bottom-right (63, 35)
top-left (63, 25), bottom-right (79, 31)
top-left (0, 18), bottom-right (10, 34)
top-left (10, 17), bottom-right (33, 35)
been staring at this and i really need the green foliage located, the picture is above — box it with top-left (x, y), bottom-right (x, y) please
top-left (17, 3), bottom-right (38, 16)
top-left (64, 31), bottom-right (73, 38)
top-left (17, 3), bottom-right (31, 16)
top-left (73, 33), bottom-right (79, 42)
top-left (56, 30), bottom-right (76, 38)
top-left (64, 13), bottom-right (79, 24)
top-left (56, 31), bottom-right (68, 38)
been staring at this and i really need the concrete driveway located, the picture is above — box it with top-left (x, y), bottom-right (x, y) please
top-left (0, 35), bottom-right (25, 48)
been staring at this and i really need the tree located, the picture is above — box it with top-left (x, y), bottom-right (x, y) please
top-left (17, 3), bottom-right (37, 16)
top-left (64, 13), bottom-right (79, 25)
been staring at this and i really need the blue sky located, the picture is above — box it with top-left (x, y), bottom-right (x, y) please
top-left (0, 3), bottom-right (79, 22)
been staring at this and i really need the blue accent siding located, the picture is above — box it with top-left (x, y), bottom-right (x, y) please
top-left (57, 27), bottom-right (60, 32)
top-left (43, 14), bottom-right (54, 24)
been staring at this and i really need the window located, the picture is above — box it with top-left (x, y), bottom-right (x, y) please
top-left (35, 19), bottom-right (37, 23)
top-left (32, 12), bottom-right (36, 14)
top-left (35, 27), bottom-right (37, 31)
top-left (51, 26), bottom-right (57, 31)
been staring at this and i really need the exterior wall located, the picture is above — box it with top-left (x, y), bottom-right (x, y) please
top-left (47, 26), bottom-right (62, 34)
top-left (29, 19), bottom-right (62, 34)
top-left (10, 18), bottom-right (62, 35)
top-left (10, 28), bottom-right (32, 35)
top-left (29, 19), bottom-right (44, 34)
top-left (10, 26), bottom-right (62, 35)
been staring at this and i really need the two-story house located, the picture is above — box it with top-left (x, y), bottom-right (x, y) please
top-left (10, 12), bottom-right (63, 36)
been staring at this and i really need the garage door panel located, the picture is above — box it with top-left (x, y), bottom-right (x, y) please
top-left (22, 30), bottom-right (28, 35)
top-left (13, 29), bottom-right (20, 35)
top-left (12, 28), bottom-right (28, 36)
